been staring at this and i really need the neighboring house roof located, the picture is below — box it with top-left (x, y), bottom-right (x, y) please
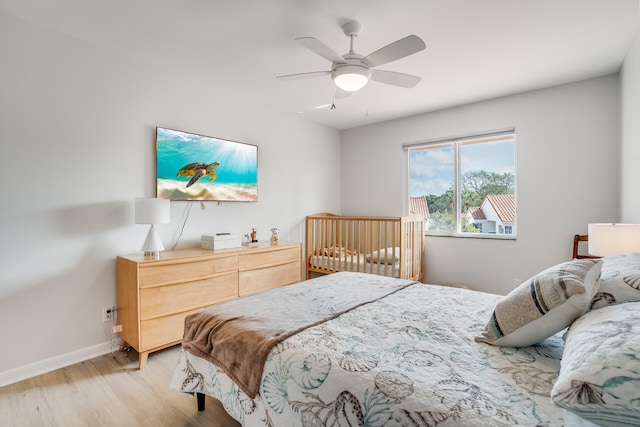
top-left (482, 194), bottom-right (516, 222)
top-left (410, 196), bottom-right (430, 219)
top-left (466, 206), bottom-right (486, 220)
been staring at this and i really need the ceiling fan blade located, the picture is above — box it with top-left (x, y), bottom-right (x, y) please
top-left (276, 70), bottom-right (331, 81)
top-left (364, 35), bottom-right (426, 67)
top-left (296, 37), bottom-right (347, 64)
top-left (370, 70), bottom-right (421, 88)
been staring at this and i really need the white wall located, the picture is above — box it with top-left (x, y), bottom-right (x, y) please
top-left (621, 26), bottom-right (640, 222)
top-left (342, 75), bottom-right (621, 295)
top-left (0, 12), bottom-right (341, 379)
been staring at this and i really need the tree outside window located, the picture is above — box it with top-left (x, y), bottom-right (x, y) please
top-left (407, 131), bottom-right (516, 238)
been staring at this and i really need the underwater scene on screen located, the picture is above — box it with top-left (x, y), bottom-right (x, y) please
top-left (156, 127), bottom-right (258, 201)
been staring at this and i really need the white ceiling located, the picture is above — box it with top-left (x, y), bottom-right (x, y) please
top-left (2, 0), bottom-right (639, 130)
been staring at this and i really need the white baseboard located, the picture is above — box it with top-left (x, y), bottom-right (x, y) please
top-left (0, 338), bottom-right (121, 388)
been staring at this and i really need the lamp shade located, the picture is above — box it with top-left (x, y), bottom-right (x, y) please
top-left (135, 198), bottom-right (170, 257)
top-left (135, 198), bottom-right (170, 225)
top-left (588, 223), bottom-right (640, 256)
top-left (332, 65), bottom-right (371, 92)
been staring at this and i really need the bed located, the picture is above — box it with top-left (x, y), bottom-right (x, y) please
top-left (305, 213), bottom-right (424, 281)
top-left (170, 254), bottom-right (640, 427)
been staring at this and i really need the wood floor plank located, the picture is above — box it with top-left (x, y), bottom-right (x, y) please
top-left (0, 345), bottom-right (241, 427)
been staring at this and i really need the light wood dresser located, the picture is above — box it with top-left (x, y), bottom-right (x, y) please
top-left (116, 242), bottom-right (302, 368)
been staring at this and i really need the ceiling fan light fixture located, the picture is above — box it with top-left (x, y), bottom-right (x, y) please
top-left (332, 65), bottom-right (371, 92)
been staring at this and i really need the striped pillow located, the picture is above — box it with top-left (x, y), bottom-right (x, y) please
top-left (475, 258), bottom-right (602, 347)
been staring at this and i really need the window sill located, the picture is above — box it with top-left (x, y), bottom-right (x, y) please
top-left (425, 232), bottom-right (516, 240)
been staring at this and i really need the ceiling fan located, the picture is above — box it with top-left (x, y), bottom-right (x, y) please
top-left (277, 21), bottom-right (426, 95)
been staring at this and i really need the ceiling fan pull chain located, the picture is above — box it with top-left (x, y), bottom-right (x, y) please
top-left (364, 85), bottom-right (369, 117)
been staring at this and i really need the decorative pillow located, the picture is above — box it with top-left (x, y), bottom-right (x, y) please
top-left (475, 258), bottom-right (602, 347)
top-left (590, 253), bottom-right (640, 310)
top-left (314, 245), bottom-right (357, 258)
top-left (551, 301), bottom-right (640, 427)
top-left (366, 247), bottom-right (401, 264)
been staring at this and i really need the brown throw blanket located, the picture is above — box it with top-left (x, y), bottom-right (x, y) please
top-left (182, 272), bottom-right (417, 398)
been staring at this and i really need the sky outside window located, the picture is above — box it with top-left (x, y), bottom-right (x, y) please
top-left (409, 138), bottom-right (514, 197)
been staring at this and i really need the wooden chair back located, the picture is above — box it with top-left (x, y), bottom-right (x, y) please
top-left (572, 234), bottom-right (600, 259)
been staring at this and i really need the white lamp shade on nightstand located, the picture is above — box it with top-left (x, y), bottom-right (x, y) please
top-left (588, 223), bottom-right (640, 257)
top-left (135, 198), bottom-right (171, 257)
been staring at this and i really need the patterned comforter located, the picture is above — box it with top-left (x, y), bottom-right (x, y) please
top-left (170, 273), bottom-right (565, 426)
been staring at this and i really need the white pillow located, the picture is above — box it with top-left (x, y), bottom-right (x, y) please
top-left (551, 301), bottom-right (640, 427)
top-left (590, 253), bottom-right (640, 310)
top-left (476, 258), bottom-right (602, 347)
top-left (366, 247), bottom-right (401, 264)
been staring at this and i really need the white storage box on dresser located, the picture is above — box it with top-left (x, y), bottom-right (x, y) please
top-left (116, 242), bottom-right (302, 368)
top-left (201, 234), bottom-right (243, 250)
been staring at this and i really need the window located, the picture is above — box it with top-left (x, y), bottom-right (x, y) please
top-left (406, 130), bottom-right (516, 238)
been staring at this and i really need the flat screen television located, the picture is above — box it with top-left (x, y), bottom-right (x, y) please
top-left (156, 127), bottom-right (258, 202)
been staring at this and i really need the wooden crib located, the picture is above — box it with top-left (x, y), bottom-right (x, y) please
top-left (305, 213), bottom-right (424, 281)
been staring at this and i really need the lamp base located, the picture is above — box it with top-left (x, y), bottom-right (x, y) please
top-left (143, 251), bottom-right (162, 259)
top-left (141, 224), bottom-right (165, 257)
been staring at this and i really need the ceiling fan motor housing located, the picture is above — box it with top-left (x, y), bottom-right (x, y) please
top-left (331, 53), bottom-right (372, 91)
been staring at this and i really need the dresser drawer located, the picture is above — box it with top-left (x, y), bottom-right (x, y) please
top-left (139, 255), bottom-right (237, 286)
top-left (238, 246), bottom-right (300, 271)
top-left (140, 308), bottom-right (202, 351)
top-left (140, 271), bottom-right (238, 320)
top-left (239, 260), bottom-right (301, 296)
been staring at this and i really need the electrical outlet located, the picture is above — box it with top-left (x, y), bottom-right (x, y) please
top-left (102, 306), bottom-right (115, 322)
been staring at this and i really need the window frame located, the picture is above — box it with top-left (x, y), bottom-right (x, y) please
top-left (405, 129), bottom-right (517, 240)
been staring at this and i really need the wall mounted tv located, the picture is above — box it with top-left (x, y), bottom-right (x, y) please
top-left (156, 127), bottom-right (258, 202)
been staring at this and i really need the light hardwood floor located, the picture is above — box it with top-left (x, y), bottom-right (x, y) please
top-left (0, 345), bottom-right (241, 427)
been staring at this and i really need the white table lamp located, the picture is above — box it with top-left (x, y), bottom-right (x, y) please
top-left (588, 223), bottom-right (640, 256)
top-left (135, 198), bottom-right (171, 258)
